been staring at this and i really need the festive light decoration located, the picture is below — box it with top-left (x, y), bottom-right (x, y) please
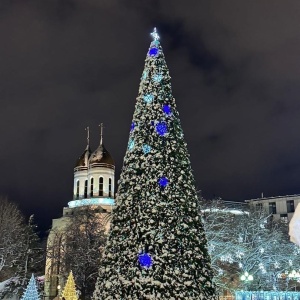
top-left (62, 271), bottom-right (78, 300)
top-left (163, 104), bottom-right (172, 116)
top-left (158, 177), bottom-right (169, 188)
top-left (93, 28), bottom-right (217, 300)
top-left (138, 253), bottom-right (153, 268)
top-left (128, 139), bottom-right (135, 150)
top-left (153, 73), bottom-right (163, 83)
top-left (235, 250), bottom-right (244, 259)
top-left (130, 122), bottom-right (135, 132)
top-left (150, 27), bottom-right (160, 41)
top-left (142, 70), bottom-right (148, 79)
top-left (288, 270), bottom-right (300, 279)
top-left (235, 291), bottom-right (300, 300)
top-left (143, 94), bottom-right (154, 103)
top-left (142, 144), bottom-right (151, 154)
top-left (155, 122), bottom-right (168, 136)
top-left (68, 198), bottom-right (115, 208)
top-left (148, 47), bottom-right (159, 57)
top-left (21, 274), bottom-right (40, 300)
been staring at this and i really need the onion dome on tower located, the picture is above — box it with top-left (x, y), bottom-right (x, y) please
top-left (89, 132), bottom-right (115, 170)
top-left (74, 145), bottom-right (91, 172)
top-left (70, 125), bottom-right (115, 208)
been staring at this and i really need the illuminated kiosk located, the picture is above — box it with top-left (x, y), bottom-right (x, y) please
top-left (44, 125), bottom-right (115, 300)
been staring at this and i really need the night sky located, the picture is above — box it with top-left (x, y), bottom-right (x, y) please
top-left (1, 0), bottom-right (300, 232)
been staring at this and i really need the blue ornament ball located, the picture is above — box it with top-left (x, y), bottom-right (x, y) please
top-left (148, 47), bottom-right (159, 57)
top-left (163, 104), bottom-right (172, 116)
top-left (138, 253), bottom-right (152, 268)
top-left (159, 177), bottom-right (169, 188)
top-left (130, 122), bottom-right (135, 132)
top-left (156, 122), bottom-right (168, 136)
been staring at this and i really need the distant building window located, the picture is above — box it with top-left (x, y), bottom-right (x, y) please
top-left (99, 177), bottom-right (103, 196)
top-left (287, 200), bottom-right (295, 213)
top-left (109, 178), bottom-right (112, 197)
top-left (76, 181), bottom-right (79, 199)
top-left (84, 180), bottom-right (88, 198)
top-left (280, 213), bottom-right (288, 223)
top-left (91, 178), bottom-right (94, 197)
top-left (269, 202), bottom-right (277, 214)
top-left (256, 203), bottom-right (263, 210)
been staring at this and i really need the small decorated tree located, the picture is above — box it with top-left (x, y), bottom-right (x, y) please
top-left (21, 274), bottom-right (40, 300)
top-left (62, 271), bottom-right (78, 300)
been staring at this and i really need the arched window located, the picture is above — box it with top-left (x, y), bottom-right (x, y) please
top-left (109, 178), bottom-right (112, 197)
top-left (84, 180), bottom-right (88, 198)
top-left (99, 177), bottom-right (103, 196)
top-left (91, 178), bottom-right (94, 197)
top-left (76, 181), bottom-right (80, 199)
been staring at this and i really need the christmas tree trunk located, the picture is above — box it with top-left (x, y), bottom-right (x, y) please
top-left (93, 28), bottom-right (216, 300)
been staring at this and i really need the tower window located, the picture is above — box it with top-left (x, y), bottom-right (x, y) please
top-left (76, 181), bottom-right (80, 199)
top-left (84, 180), bottom-right (88, 198)
top-left (99, 177), bottom-right (103, 196)
top-left (91, 178), bottom-right (94, 197)
top-left (109, 178), bottom-right (112, 197)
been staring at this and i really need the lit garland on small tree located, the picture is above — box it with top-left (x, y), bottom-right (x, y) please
top-left (21, 274), bottom-right (40, 300)
top-left (62, 271), bottom-right (78, 300)
top-left (93, 28), bottom-right (216, 299)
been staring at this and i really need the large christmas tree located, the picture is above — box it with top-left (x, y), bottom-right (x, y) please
top-left (93, 28), bottom-right (216, 300)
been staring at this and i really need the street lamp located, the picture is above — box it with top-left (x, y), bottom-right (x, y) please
top-left (57, 285), bottom-right (61, 299)
top-left (288, 270), bottom-right (300, 291)
top-left (288, 270), bottom-right (300, 279)
top-left (241, 271), bottom-right (254, 282)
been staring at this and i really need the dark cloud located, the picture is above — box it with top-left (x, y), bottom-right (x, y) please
top-left (0, 0), bottom-right (300, 231)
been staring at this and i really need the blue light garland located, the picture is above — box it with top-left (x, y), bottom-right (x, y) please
top-left (156, 122), bottom-right (168, 136)
top-left (142, 144), bottom-right (151, 154)
top-left (148, 47), bottom-right (159, 57)
top-left (163, 104), bottom-right (172, 116)
top-left (128, 139), bottom-right (135, 151)
top-left (158, 177), bottom-right (169, 188)
top-left (138, 253), bottom-right (153, 268)
top-left (153, 73), bottom-right (163, 83)
top-left (142, 70), bottom-right (148, 80)
top-left (143, 94), bottom-right (154, 103)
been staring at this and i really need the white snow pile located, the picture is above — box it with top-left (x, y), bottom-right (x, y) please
top-left (289, 203), bottom-right (300, 246)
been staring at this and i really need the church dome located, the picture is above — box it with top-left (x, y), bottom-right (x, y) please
top-left (74, 145), bottom-right (91, 171)
top-left (89, 143), bottom-right (115, 169)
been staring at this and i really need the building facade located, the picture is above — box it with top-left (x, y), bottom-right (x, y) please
top-left (246, 194), bottom-right (300, 223)
top-left (44, 126), bottom-right (115, 300)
